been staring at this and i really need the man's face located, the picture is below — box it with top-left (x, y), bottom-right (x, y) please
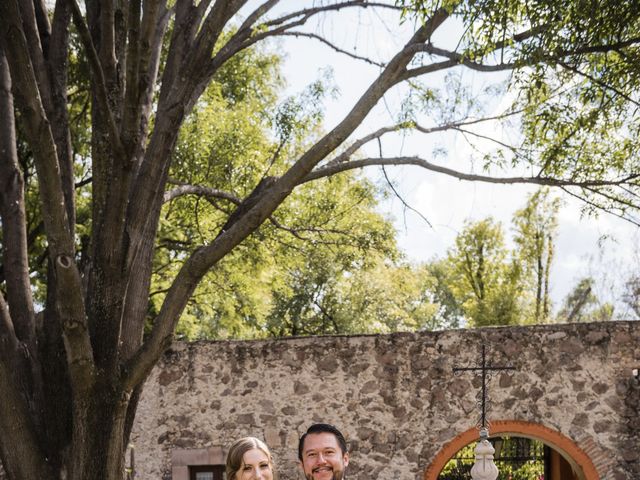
top-left (300, 432), bottom-right (349, 480)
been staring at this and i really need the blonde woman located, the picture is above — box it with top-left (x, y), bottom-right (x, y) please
top-left (225, 437), bottom-right (274, 480)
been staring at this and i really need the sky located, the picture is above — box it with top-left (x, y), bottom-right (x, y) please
top-left (250, 2), bottom-right (639, 316)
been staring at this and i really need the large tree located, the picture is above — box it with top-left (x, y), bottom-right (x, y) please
top-left (444, 218), bottom-right (526, 326)
top-left (512, 188), bottom-right (560, 323)
top-left (0, 1), bottom-right (639, 479)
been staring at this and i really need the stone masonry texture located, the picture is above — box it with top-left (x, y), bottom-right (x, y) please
top-left (130, 321), bottom-right (640, 480)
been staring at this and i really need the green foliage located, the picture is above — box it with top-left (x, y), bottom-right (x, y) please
top-left (266, 255), bottom-right (441, 336)
top-left (557, 277), bottom-right (614, 323)
top-left (444, 218), bottom-right (526, 326)
top-left (512, 188), bottom-right (561, 322)
top-left (399, 0), bottom-right (640, 223)
top-left (440, 436), bottom-right (545, 480)
top-left (151, 43), bottom-right (443, 339)
top-left (430, 189), bottom-right (562, 327)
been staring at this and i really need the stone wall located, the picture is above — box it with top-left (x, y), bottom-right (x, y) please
top-left (132, 321), bottom-right (640, 480)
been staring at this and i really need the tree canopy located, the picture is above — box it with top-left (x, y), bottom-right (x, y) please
top-left (0, 1), bottom-right (639, 479)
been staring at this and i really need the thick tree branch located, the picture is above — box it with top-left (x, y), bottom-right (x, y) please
top-left (48, 1), bottom-right (76, 232)
top-left (0, 296), bottom-right (52, 479)
top-left (129, 3), bottom-right (172, 179)
top-left (16, 0), bottom-right (53, 108)
top-left (0, 0), bottom-right (94, 392)
top-left (163, 184), bottom-right (242, 204)
top-left (125, 0), bottom-right (248, 258)
top-left (0, 49), bottom-right (36, 346)
top-left (0, 0), bottom-right (73, 252)
top-left (121, 0), bottom-right (143, 152)
top-left (67, 0), bottom-right (125, 158)
top-left (237, 0), bottom-right (280, 33)
top-left (54, 254), bottom-right (95, 391)
top-left (187, 0), bottom-right (248, 87)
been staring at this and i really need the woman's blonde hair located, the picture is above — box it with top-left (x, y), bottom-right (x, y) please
top-left (225, 436), bottom-right (273, 480)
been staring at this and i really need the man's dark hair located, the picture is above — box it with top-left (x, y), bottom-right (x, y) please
top-left (298, 423), bottom-right (348, 460)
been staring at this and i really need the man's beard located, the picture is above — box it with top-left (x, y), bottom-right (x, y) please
top-left (304, 467), bottom-right (345, 480)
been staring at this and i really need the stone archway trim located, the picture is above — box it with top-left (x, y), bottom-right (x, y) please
top-left (423, 420), bottom-right (600, 480)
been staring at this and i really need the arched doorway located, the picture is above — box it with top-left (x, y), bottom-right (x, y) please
top-left (423, 421), bottom-right (600, 480)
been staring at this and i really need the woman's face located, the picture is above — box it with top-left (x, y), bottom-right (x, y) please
top-left (236, 448), bottom-right (273, 480)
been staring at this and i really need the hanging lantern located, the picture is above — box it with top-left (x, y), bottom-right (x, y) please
top-left (470, 428), bottom-right (499, 480)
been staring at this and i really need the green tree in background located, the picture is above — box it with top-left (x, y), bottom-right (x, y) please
top-left (557, 277), bottom-right (614, 323)
top-left (512, 189), bottom-right (561, 323)
top-left (622, 274), bottom-right (640, 319)
top-left (266, 255), bottom-right (441, 336)
top-left (439, 436), bottom-right (545, 480)
top-left (434, 189), bottom-right (561, 327)
top-left (445, 218), bottom-right (525, 326)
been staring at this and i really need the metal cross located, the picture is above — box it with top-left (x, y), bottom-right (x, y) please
top-left (453, 344), bottom-right (515, 431)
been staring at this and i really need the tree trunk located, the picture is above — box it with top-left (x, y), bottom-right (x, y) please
top-left (66, 384), bottom-right (131, 480)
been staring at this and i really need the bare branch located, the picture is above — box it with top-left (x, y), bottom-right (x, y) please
top-left (453, 126), bottom-right (532, 161)
top-left (327, 108), bottom-right (525, 165)
top-left (399, 58), bottom-right (458, 81)
top-left (302, 155), bottom-right (640, 188)
top-left (399, 25), bottom-right (549, 81)
top-left (278, 31), bottom-right (385, 67)
top-left (403, 56), bottom-right (513, 80)
top-left (408, 30), bottom-right (640, 81)
top-left (420, 43), bottom-right (518, 71)
top-left (327, 124), bottom-right (410, 166)
top-left (560, 186), bottom-right (640, 227)
top-left (262, 1), bottom-right (403, 29)
top-left (208, 1), bottom-right (400, 81)
top-left (555, 36), bottom-right (640, 58)
top-left (381, 165), bottom-right (432, 228)
top-left (580, 184), bottom-right (640, 213)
